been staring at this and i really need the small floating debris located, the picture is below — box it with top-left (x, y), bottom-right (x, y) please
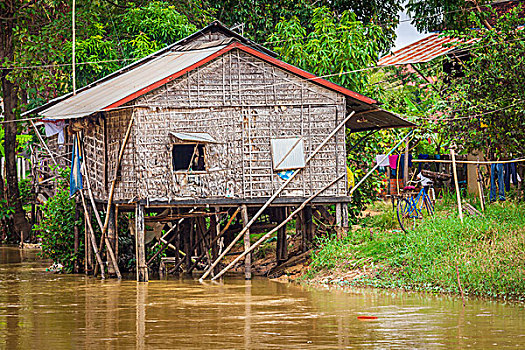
top-left (46, 263), bottom-right (63, 273)
top-left (357, 316), bottom-right (378, 320)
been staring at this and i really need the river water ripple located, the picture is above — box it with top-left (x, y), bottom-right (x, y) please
top-left (0, 247), bottom-right (523, 349)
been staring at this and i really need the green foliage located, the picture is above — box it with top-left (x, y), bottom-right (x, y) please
top-left (0, 199), bottom-right (15, 222)
top-left (269, 7), bottom-right (388, 94)
top-left (438, 6), bottom-right (525, 158)
top-left (406, 0), bottom-right (490, 33)
top-left (18, 178), bottom-right (32, 206)
top-left (34, 168), bottom-right (83, 273)
top-left (309, 200), bottom-right (525, 300)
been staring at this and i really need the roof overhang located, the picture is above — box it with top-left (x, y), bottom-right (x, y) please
top-left (347, 108), bottom-right (415, 133)
top-left (169, 132), bottom-right (219, 143)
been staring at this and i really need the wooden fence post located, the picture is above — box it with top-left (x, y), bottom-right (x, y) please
top-left (450, 148), bottom-right (464, 223)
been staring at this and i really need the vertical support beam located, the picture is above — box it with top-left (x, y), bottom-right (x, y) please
top-left (241, 205), bottom-right (251, 280)
top-left (341, 203), bottom-right (349, 238)
top-left (450, 149), bottom-right (464, 223)
top-left (184, 219), bottom-right (193, 274)
top-left (107, 204), bottom-right (117, 275)
top-left (296, 209), bottom-right (305, 252)
top-left (276, 207), bottom-right (288, 264)
top-left (211, 207), bottom-right (219, 274)
top-left (335, 203), bottom-right (342, 239)
top-left (304, 206), bottom-right (314, 248)
top-left (135, 203), bottom-right (148, 282)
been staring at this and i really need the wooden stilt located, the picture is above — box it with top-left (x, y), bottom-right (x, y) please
top-left (296, 209), bottom-right (304, 251)
top-left (184, 219), bottom-right (192, 274)
top-left (107, 204), bottom-right (117, 275)
top-left (135, 203), bottom-right (148, 282)
top-left (304, 206), bottom-right (314, 249)
top-left (241, 205), bottom-right (251, 280)
top-left (276, 207), bottom-right (288, 264)
top-left (335, 203), bottom-right (342, 239)
top-left (211, 207), bottom-right (220, 274)
top-left (341, 203), bottom-right (349, 238)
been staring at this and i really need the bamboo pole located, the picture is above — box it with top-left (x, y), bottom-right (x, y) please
top-left (450, 148), bottom-right (464, 223)
top-left (199, 111), bottom-right (355, 281)
top-left (211, 174), bottom-right (345, 281)
top-left (30, 120), bottom-right (58, 166)
top-left (80, 140), bottom-right (121, 279)
top-left (95, 117), bottom-right (134, 272)
top-left (79, 191), bottom-right (106, 279)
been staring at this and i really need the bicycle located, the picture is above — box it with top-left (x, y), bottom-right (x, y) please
top-left (396, 180), bottom-right (435, 233)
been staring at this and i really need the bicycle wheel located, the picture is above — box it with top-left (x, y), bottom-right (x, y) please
top-left (397, 198), bottom-right (415, 233)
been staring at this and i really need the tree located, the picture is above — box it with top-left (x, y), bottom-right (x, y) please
top-left (438, 6), bottom-right (525, 159)
top-left (268, 7), bottom-right (388, 94)
top-left (1, 0), bottom-right (32, 241)
top-left (209, 0), bottom-right (401, 47)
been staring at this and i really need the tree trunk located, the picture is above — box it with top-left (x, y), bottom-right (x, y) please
top-left (0, 1), bottom-right (32, 242)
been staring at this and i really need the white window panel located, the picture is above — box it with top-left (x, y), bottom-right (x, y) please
top-left (270, 137), bottom-right (306, 171)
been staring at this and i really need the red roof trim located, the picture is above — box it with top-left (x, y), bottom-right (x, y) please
top-left (104, 42), bottom-right (376, 110)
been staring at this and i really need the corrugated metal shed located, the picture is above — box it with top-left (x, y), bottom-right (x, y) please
top-left (39, 46), bottom-right (226, 119)
top-left (378, 33), bottom-right (461, 66)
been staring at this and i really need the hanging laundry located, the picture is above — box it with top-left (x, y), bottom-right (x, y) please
top-left (70, 134), bottom-right (83, 197)
top-left (504, 162), bottom-right (518, 192)
top-left (44, 119), bottom-right (66, 144)
top-left (389, 155), bottom-right (399, 170)
top-left (375, 154), bottom-right (389, 167)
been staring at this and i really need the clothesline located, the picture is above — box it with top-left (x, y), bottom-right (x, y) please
top-left (411, 158), bottom-right (525, 165)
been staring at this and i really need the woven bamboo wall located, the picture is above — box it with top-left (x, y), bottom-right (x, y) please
top-left (122, 48), bottom-right (347, 202)
top-left (83, 121), bottom-right (106, 198)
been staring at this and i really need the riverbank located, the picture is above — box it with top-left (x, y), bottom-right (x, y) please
top-left (302, 200), bottom-right (525, 301)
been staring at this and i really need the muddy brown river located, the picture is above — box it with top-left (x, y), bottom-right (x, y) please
top-left (0, 247), bottom-right (524, 349)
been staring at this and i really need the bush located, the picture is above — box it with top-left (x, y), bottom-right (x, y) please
top-left (34, 168), bottom-right (83, 272)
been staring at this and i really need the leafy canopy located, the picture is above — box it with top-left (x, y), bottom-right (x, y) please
top-left (438, 5), bottom-right (525, 158)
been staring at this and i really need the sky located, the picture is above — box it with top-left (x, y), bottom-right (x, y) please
top-left (393, 9), bottom-right (427, 51)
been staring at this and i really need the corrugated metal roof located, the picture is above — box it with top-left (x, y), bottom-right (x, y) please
top-left (169, 132), bottom-right (218, 143)
top-left (378, 33), bottom-right (462, 66)
top-left (39, 46), bottom-right (226, 119)
top-left (347, 109), bottom-right (415, 133)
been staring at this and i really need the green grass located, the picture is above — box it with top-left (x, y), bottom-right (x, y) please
top-left (308, 200), bottom-right (525, 300)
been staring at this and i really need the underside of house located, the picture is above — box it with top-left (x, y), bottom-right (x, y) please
top-left (26, 21), bottom-right (414, 281)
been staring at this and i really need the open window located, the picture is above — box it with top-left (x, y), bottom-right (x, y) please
top-left (270, 137), bottom-right (306, 171)
top-left (172, 144), bottom-right (206, 171)
top-left (170, 132), bottom-right (218, 173)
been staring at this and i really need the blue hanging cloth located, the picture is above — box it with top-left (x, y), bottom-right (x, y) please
top-left (70, 134), bottom-right (83, 197)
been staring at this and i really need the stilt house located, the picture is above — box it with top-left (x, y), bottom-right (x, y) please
top-left (27, 22), bottom-right (413, 281)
